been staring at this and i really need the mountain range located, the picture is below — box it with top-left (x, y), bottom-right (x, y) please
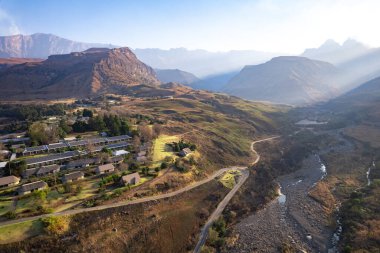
top-left (0, 33), bottom-right (116, 58)
top-left (0, 47), bottom-right (159, 100)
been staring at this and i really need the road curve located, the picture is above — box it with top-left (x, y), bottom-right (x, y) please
top-left (193, 136), bottom-right (280, 253)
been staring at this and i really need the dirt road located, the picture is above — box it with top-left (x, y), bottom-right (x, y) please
top-left (193, 136), bottom-right (280, 253)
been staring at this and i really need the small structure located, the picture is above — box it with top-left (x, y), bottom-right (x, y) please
top-left (0, 161), bottom-right (7, 170)
top-left (0, 176), bottom-right (20, 188)
top-left (23, 168), bottom-right (39, 178)
top-left (112, 150), bottom-right (129, 156)
top-left (179, 148), bottom-right (192, 157)
top-left (23, 145), bottom-right (48, 156)
top-left (62, 171), bottom-right (84, 183)
top-left (66, 158), bottom-right (100, 169)
top-left (36, 164), bottom-right (60, 177)
top-left (110, 156), bottom-right (124, 164)
top-left (121, 172), bottom-right (140, 186)
top-left (18, 181), bottom-right (48, 195)
top-left (95, 163), bottom-right (115, 175)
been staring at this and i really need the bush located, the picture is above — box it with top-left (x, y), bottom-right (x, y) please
top-left (160, 162), bottom-right (168, 169)
top-left (41, 216), bottom-right (70, 235)
top-left (4, 210), bottom-right (16, 219)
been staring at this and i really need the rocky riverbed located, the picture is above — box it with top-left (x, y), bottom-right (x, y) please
top-left (227, 155), bottom-right (332, 253)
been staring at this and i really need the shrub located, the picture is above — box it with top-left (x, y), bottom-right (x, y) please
top-left (41, 216), bottom-right (70, 235)
top-left (4, 210), bottom-right (16, 219)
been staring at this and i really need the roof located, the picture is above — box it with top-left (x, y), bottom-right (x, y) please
top-left (37, 164), bottom-right (60, 175)
top-left (0, 137), bottom-right (30, 144)
top-left (24, 168), bottom-right (38, 177)
top-left (67, 139), bottom-right (89, 147)
top-left (47, 142), bottom-right (68, 149)
top-left (112, 150), bottom-right (129, 156)
top-left (106, 142), bottom-right (130, 150)
top-left (106, 135), bottom-right (131, 142)
top-left (121, 172), bottom-right (140, 183)
top-left (26, 150), bottom-right (81, 166)
top-left (63, 171), bottom-right (84, 181)
top-left (0, 176), bottom-right (20, 186)
top-left (0, 162), bottom-right (7, 168)
top-left (180, 148), bottom-right (192, 154)
top-left (110, 156), bottom-right (124, 163)
top-left (97, 163), bottom-right (115, 172)
top-left (24, 145), bottom-right (47, 153)
top-left (66, 157), bottom-right (100, 168)
top-left (87, 138), bottom-right (108, 145)
top-left (136, 156), bottom-right (147, 162)
top-left (19, 181), bottom-right (47, 192)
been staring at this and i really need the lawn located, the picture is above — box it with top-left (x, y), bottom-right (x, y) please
top-left (0, 200), bottom-right (13, 216)
top-left (151, 134), bottom-right (179, 167)
top-left (0, 219), bottom-right (43, 244)
top-left (219, 170), bottom-right (241, 189)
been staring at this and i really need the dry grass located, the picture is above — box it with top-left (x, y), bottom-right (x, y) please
top-left (344, 124), bottom-right (380, 148)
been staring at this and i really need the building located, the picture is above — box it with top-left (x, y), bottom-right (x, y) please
top-left (36, 164), bottom-right (60, 177)
top-left (23, 168), bottom-right (39, 178)
top-left (62, 171), bottom-right (84, 183)
top-left (25, 151), bottom-right (81, 168)
top-left (0, 176), bottom-right (20, 188)
top-left (23, 145), bottom-right (48, 156)
top-left (106, 135), bottom-right (131, 143)
top-left (95, 163), bottom-right (115, 175)
top-left (18, 181), bottom-right (48, 195)
top-left (0, 162), bottom-right (7, 170)
top-left (179, 148), bottom-right (192, 157)
top-left (47, 142), bottom-right (69, 152)
top-left (112, 150), bottom-right (129, 156)
top-left (66, 157), bottom-right (100, 169)
top-left (110, 156), bottom-right (124, 164)
top-left (121, 172), bottom-right (140, 186)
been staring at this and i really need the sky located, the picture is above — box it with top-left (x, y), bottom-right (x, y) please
top-left (0, 0), bottom-right (379, 53)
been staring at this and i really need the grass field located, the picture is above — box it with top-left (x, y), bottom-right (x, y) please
top-left (344, 124), bottom-right (380, 148)
top-left (219, 170), bottom-right (241, 189)
top-left (0, 219), bottom-right (43, 244)
top-left (151, 134), bottom-right (179, 167)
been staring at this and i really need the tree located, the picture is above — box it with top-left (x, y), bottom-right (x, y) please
top-left (82, 109), bottom-right (93, 118)
top-left (72, 121), bottom-right (89, 133)
top-left (58, 119), bottom-right (72, 138)
top-left (88, 115), bottom-right (106, 132)
top-left (152, 124), bottom-right (162, 138)
top-left (28, 122), bottom-right (59, 145)
top-left (139, 125), bottom-right (152, 143)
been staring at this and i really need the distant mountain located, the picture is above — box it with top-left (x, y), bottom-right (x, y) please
top-left (189, 71), bottom-right (239, 91)
top-left (302, 39), bottom-right (370, 65)
top-left (223, 56), bottom-right (340, 105)
top-left (155, 69), bottom-right (199, 85)
top-left (0, 33), bottom-right (116, 58)
top-left (0, 47), bottom-right (159, 100)
top-left (134, 48), bottom-right (279, 77)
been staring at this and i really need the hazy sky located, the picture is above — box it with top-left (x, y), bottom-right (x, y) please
top-left (0, 0), bottom-right (379, 53)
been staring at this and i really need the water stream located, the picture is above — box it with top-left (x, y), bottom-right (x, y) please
top-left (366, 161), bottom-right (375, 186)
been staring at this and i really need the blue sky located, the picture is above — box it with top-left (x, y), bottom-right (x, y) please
top-left (0, 0), bottom-right (379, 53)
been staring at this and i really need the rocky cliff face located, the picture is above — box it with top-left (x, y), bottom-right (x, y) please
top-left (0, 47), bottom-right (160, 100)
top-left (0, 33), bottom-right (115, 58)
top-left (223, 56), bottom-right (340, 105)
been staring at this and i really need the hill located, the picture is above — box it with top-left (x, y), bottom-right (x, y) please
top-left (0, 47), bottom-right (160, 100)
top-left (155, 69), bottom-right (199, 84)
top-left (223, 56), bottom-right (340, 105)
top-left (0, 33), bottom-right (116, 58)
top-left (0, 58), bottom-right (43, 71)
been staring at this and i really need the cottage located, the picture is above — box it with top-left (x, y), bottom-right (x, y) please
top-left (0, 176), bottom-right (20, 188)
top-left (25, 150), bottom-right (81, 168)
top-left (47, 142), bottom-right (69, 152)
top-left (23, 168), bottom-right (39, 178)
top-left (23, 145), bottom-right (48, 156)
top-left (121, 172), bottom-right (140, 186)
top-left (36, 164), bottom-right (60, 177)
top-left (66, 158), bottom-right (100, 169)
top-left (110, 156), bottom-right (124, 164)
top-left (179, 148), bottom-right (192, 157)
top-left (62, 171), bottom-right (84, 183)
top-left (95, 163), bottom-right (115, 175)
top-left (18, 181), bottom-right (48, 195)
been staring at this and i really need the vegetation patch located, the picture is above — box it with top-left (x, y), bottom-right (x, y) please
top-left (0, 220), bottom-right (43, 244)
top-left (219, 170), bottom-right (240, 189)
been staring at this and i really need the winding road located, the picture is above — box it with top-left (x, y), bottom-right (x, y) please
top-left (193, 136), bottom-right (280, 253)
